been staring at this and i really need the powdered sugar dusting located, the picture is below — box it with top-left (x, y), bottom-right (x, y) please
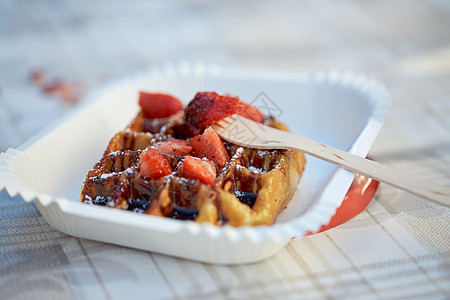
top-left (274, 156), bottom-right (286, 170)
top-left (232, 147), bottom-right (244, 160)
top-left (248, 166), bottom-right (263, 173)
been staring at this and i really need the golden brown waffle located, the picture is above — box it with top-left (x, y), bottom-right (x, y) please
top-left (80, 98), bottom-right (306, 226)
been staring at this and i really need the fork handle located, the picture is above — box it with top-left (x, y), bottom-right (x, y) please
top-left (275, 132), bottom-right (450, 207)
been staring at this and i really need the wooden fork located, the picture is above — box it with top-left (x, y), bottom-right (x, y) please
top-left (212, 115), bottom-right (450, 207)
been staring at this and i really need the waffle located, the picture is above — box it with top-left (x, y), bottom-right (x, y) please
top-left (80, 92), bottom-right (306, 226)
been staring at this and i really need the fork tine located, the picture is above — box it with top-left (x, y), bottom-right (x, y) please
top-left (212, 116), bottom-right (234, 130)
top-left (213, 115), bottom-right (262, 146)
top-left (215, 119), bottom-right (229, 127)
top-left (221, 116), bottom-right (235, 125)
top-left (212, 122), bottom-right (225, 129)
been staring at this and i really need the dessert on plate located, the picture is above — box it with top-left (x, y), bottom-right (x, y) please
top-left (80, 91), bottom-right (306, 226)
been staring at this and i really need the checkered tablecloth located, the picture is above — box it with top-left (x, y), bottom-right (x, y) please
top-left (1, 1), bottom-right (449, 299)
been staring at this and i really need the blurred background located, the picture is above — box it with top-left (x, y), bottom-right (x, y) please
top-left (1, 0), bottom-right (450, 152)
top-left (1, 2), bottom-right (450, 299)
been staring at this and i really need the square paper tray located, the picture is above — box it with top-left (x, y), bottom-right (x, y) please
top-left (0, 62), bottom-right (390, 264)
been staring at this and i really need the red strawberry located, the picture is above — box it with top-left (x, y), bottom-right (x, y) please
top-left (190, 126), bottom-right (230, 168)
top-left (139, 148), bottom-right (172, 179)
top-left (181, 156), bottom-right (217, 185)
top-left (184, 92), bottom-right (245, 132)
top-left (154, 139), bottom-right (192, 156)
top-left (238, 102), bottom-right (264, 123)
top-left (139, 92), bottom-right (183, 119)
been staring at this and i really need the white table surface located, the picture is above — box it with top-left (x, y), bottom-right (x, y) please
top-left (1, 1), bottom-right (449, 299)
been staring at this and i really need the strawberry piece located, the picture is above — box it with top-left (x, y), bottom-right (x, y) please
top-left (139, 148), bottom-right (172, 179)
top-left (238, 102), bottom-right (264, 123)
top-left (190, 126), bottom-right (230, 168)
top-left (139, 92), bottom-right (183, 119)
top-left (184, 92), bottom-right (245, 132)
top-left (182, 156), bottom-right (217, 185)
top-left (154, 139), bottom-right (192, 156)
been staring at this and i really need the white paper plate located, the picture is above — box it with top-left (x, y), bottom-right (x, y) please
top-left (0, 62), bottom-right (390, 264)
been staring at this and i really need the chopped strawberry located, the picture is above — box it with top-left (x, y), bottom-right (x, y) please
top-left (238, 102), bottom-right (264, 123)
top-left (139, 148), bottom-right (172, 179)
top-left (154, 139), bottom-right (192, 156)
top-left (190, 126), bottom-right (230, 168)
top-left (181, 156), bottom-right (217, 185)
top-left (184, 92), bottom-right (245, 132)
top-left (139, 92), bottom-right (183, 119)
